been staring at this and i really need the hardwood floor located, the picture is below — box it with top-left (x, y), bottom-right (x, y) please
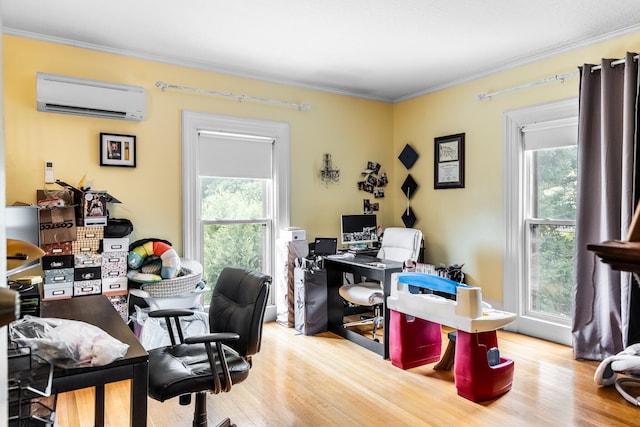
top-left (55, 322), bottom-right (639, 427)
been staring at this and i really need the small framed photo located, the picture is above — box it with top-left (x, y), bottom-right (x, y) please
top-left (100, 133), bottom-right (136, 167)
top-left (434, 133), bottom-right (465, 189)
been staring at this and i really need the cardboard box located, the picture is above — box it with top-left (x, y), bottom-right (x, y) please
top-left (74, 266), bottom-right (101, 281)
top-left (102, 276), bottom-right (127, 294)
top-left (102, 237), bottom-right (129, 252)
top-left (72, 239), bottom-right (100, 254)
top-left (44, 268), bottom-right (74, 284)
top-left (74, 279), bottom-right (102, 296)
top-left (39, 207), bottom-right (76, 244)
top-left (55, 181), bottom-right (121, 223)
top-left (281, 227), bottom-right (306, 241)
top-left (74, 253), bottom-right (102, 268)
top-left (101, 252), bottom-right (127, 277)
top-left (42, 282), bottom-right (73, 300)
top-left (76, 226), bottom-right (104, 240)
top-left (36, 189), bottom-right (74, 208)
top-left (106, 292), bottom-right (129, 322)
top-left (41, 254), bottom-right (74, 270)
top-left (41, 241), bottom-right (73, 256)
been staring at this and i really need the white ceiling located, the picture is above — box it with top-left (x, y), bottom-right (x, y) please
top-left (2, 0), bottom-right (640, 102)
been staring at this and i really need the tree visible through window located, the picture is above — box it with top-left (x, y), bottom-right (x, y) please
top-left (526, 144), bottom-right (576, 322)
top-left (201, 177), bottom-right (269, 304)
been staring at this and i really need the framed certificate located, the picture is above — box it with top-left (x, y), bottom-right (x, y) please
top-left (434, 133), bottom-right (465, 189)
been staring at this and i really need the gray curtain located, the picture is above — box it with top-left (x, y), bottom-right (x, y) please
top-left (573, 53), bottom-right (639, 360)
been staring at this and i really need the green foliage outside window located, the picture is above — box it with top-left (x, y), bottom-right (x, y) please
top-left (201, 177), bottom-right (267, 304)
top-left (529, 146), bottom-right (577, 319)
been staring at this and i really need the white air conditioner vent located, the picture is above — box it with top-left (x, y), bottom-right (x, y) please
top-left (36, 72), bottom-right (146, 121)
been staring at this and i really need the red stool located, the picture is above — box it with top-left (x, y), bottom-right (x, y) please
top-left (454, 330), bottom-right (514, 402)
top-left (389, 310), bottom-right (442, 369)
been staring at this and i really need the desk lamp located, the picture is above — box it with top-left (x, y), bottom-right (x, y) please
top-left (2, 239), bottom-right (45, 326)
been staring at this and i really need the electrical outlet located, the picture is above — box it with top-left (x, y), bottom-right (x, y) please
top-left (45, 160), bottom-right (54, 183)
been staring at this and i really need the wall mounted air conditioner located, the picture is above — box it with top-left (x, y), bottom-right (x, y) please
top-left (36, 72), bottom-right (146, 121)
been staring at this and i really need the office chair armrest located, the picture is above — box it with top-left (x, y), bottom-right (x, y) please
top-left (184, 332), bottom-right (240, 394)
top-left (184, 332), bottom-right (240, 345)
top-left (148, 308), bottom-right (194, 318)
top-left (148, 309), bottom-right (196, 345)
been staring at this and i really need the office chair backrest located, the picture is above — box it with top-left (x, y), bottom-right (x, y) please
top-left (209, 267), bottom-right (271, 357)
top-left (376, 227), bottom-right (422, 262)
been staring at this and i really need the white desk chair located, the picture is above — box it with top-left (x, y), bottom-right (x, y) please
top-left (339, 227), bottom-right (422, 341)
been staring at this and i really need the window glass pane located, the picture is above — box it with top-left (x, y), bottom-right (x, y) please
top-left (527, 223), bottom-right (575, 322)
top-left (531, 146), bottom-right (577, 220)
top-left (201, 177), bottom-right (266, 220)
top-left (202, 223), bottom-right (266, 304)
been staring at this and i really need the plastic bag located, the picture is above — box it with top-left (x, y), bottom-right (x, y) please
top-left (131, 305), bottom-right (208, 350)
top-left (9, 315), bottom-right (129, 368)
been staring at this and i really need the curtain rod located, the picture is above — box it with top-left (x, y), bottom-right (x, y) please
top-left (589, 54), bottom-right (639, 72)
top-left (476, 54), bottom-right (639, 101)
top-left (155, 81), bottom-right (312, 111)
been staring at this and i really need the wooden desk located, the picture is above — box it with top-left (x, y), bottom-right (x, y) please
top-left (586, 240), bottom-right (640, 274)
top-left (324, 255), bottom-right (404, 358)
top-left (41, 294), bottom-right (148, 427)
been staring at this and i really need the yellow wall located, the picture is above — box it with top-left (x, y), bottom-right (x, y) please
top-left (393, 31), bottom-right (640, 302)
top-left (3, 35), bottom-right (393, 254)
top-left (5, 32), bottom-right (640, 305)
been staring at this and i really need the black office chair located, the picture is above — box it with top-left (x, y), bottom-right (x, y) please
top-left (147, 267), bottom-right (270, 427)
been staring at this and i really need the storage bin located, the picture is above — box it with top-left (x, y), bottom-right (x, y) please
top-left (453, 330), bottom-right (514, 402)
top-left (389, 310), bottom-right (442, 369)
top-left (102, 277), bottom-right (127, 294)
top-left (73, 279), bottom-right (102, 296)
top-left (42, 282), bottom-right (73, 300)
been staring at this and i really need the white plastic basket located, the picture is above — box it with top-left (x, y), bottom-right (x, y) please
top-left (138, 258), bottom-right (203, 297)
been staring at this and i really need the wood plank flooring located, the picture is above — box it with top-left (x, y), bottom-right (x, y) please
top-left (55, 322), bottom-right (640, 426)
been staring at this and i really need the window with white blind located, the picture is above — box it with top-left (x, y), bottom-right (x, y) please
top-left (182, 112), bottom-right (290, 315)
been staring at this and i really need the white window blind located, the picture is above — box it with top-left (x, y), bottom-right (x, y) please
top-left (198, 132), bottom-right (274, 179)
top-left (522, 117), bottom-right (578, 151)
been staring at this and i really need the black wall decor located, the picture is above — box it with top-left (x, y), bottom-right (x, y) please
top-left (398, 144), bottom-right (419, 227)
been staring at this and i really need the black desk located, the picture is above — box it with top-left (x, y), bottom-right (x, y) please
top-left (41, 295), bottom-right (149, 427)
top-left (324, 255), bottom-right (404, 358)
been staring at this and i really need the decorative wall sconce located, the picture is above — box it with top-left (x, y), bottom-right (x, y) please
top-left (320, 153), bottom-right (340, 184)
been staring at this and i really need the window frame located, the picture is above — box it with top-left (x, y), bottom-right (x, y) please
top-left (503, 98), bottom-right (577, 345)
top-left (182, 111), bottom-right (290, 321)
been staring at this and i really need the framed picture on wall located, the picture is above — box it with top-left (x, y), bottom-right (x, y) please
top-left (434, 133), bottom-right (464, 189)
top-left (100, 133), bottom-right (136, 167)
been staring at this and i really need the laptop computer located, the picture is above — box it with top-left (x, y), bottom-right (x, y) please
top-left (314, 238), bottom-right (337, 256)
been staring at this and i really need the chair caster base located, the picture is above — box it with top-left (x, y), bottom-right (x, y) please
top-left (179, 394), bottom-right (192, 405)
top-left (215, 417), bottom-right (234, 427)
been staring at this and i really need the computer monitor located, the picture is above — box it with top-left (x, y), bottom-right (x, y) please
top-left (340, 214), bottom-right (378, 246)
